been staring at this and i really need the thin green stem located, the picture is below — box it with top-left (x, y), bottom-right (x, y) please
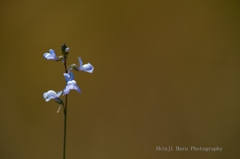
top-left (63, 57), bottom-right (68, 159)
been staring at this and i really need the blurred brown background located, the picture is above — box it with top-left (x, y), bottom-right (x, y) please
top-left (0, 0), bottom-right (240, 159)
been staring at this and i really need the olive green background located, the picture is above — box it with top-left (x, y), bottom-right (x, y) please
top-left (0, 0), bottom-right (240, 159)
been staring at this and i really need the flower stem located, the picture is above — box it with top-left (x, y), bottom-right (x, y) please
top-left (63, 95), bottom-right (68, 159)
top-left (63, 57), bottom-right (68, 159)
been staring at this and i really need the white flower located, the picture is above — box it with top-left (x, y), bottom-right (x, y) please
top-left (63, 72), bottom-right (81, 95)
top-left (43, 90), bottom-right (63, 113)
top-left (72, 57), bottom-right (94, 73)
top-left (43, 49), bottom-right (58, 60)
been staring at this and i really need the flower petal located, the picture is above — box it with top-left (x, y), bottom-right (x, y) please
top-left (69, 72), bottom-right (74, 80)
top-left (74, 85), bottom-right (81, 93)
top-left (43, 53), bottom-right (49, 58)
top-left (43, 49), bottom-right (57, 60)
top-left (70, 83), bottom-right (81, 93)
top-left (49, 49), bottom-right (56, 56)
top-left (63, 80), bottom-right (81, 94)
top-left (68, 67), bottom-right (73, 72)
top-left (80, 63), bottom-right (94, 73)
top-left (45, 97), bottom-right (52, 102)
top-left (63, 73), bottom-right (71, 82)
top-left (47, 90), bottom-right (57, 96)
top-left (43, 53), bottom-right (56, 60)
top-left (63, 86), bottom-right (70, 95)
top-left (56, 91), bottom-right (62, 97)
top-left (78, 57), bottom-right (83, 67)
top-left (43, 92), bottom-right (48, 99)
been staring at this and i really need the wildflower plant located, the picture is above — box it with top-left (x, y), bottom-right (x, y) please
top-left (43, 44), bottom-right (94, 159)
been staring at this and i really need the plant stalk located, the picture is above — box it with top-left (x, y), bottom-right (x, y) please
top-left (63, 57), bottom-right (68, 159)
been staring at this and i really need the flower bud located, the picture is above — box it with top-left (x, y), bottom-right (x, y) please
top-left (61, 43), bottom-right (69, 57)
top-left (65, 47), bottom-right (70, 53)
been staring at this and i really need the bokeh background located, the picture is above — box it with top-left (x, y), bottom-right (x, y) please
top-left (0, 0), bottom-right (240, 159)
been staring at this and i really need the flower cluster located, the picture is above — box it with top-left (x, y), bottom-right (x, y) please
top-left (42, 44), bottom-right (94, 113)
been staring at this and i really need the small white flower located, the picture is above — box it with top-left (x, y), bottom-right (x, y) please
top-left (63, 72), bottom-right (81, 95)
top-left (43, 49), bottom-right (58, 60)
top-left (43, 90), bottom-right (63, 113)
top-left (72, 57), bottom-right (94, 73)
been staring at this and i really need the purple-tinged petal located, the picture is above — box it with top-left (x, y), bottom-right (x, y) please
top-left (43, 49), bottom-right (57, 60)
top-left (64, 72), bottom-right (75, 82)
top-left (78, 57), bottom-right (83, 67)
top-left (68, 83), bottom-right (81, 93)
top-left (80, 63), bottom-right (94, 73)
top-left (63, 73), bottom-right (71, 82)
top-left (45, 97), bottom-right (52, 102)
top-left (43, 53), bottom-right (49, 58)
top-left (43, 90), bottom-right (61, 102)
top-left (63, 80), bottom-right (81, 94)
top-left (46, 90), bottom-right (57, 97)
top-left (68, 67), bottom-right (73, 72)
top-left (63, 86), bottom-right (70, 95)
top-left (49, 49), bottom-right (56, 56)
top-left (69, 72), bottom-right (74, 80)
top-left (56, 91), bottom-right (62, 97)
top-left (43, 92), bottom-right (48, 99)
top-left (43, 53), bottom-right (56, 60)
top-left (74, 85), bottom-right (81, 93)
top-left (76, 57), bottom-right (94, 73)
top-left (68, 80), bottom-right (76, 86)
